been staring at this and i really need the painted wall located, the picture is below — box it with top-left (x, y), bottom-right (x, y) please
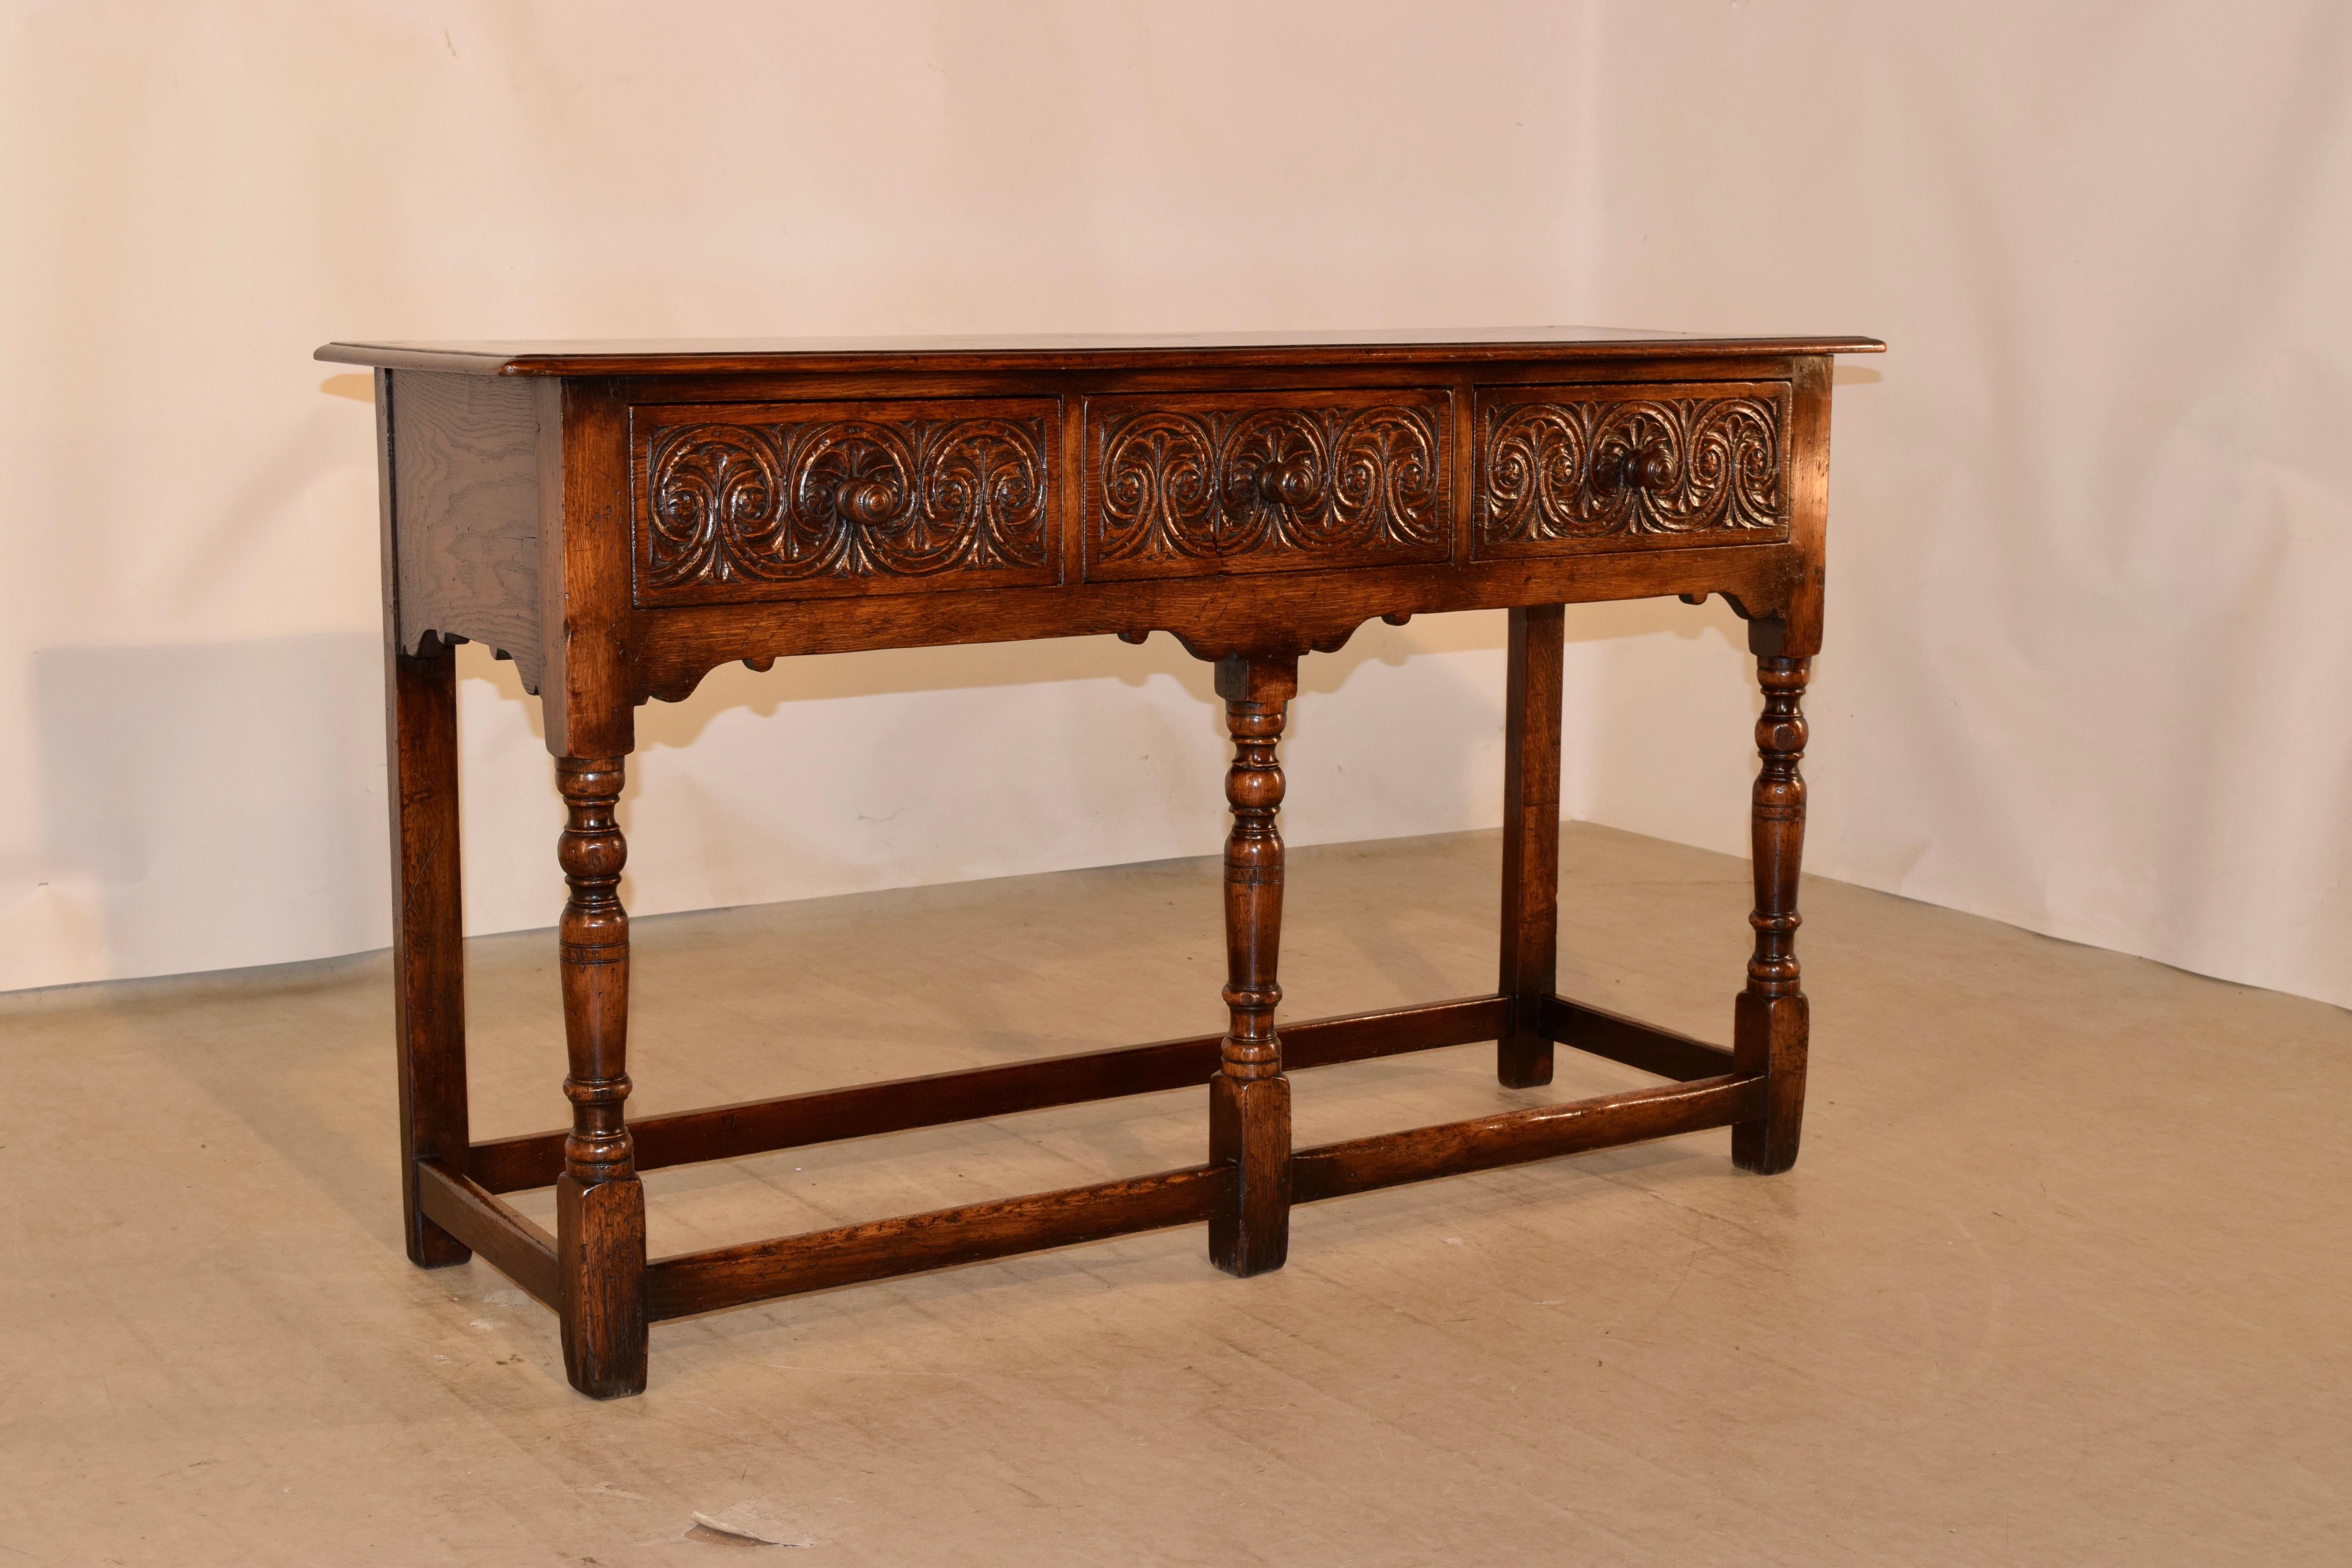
top-left (2, 2), bottom-right (2345, 1010)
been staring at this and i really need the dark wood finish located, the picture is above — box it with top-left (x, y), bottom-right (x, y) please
top-left (1540, 993), bottom-right (1737, 1082)
top-left (645, 1068), bottom-right (1766, 1319)
top-left (385, 371), bottom-right (544, 687)
top-left (468, 995), bottom-right (1512, 1196)
top-left (386, 643), bottom-right (470, 1267)
top-left (1208, 654), bottom-right (1296, 1276)
top-left (645, 1163), bottom-right (1235, 1321)
top-left (538, 381), bottom-right (638, 761)
top-left (1497, 604), bottom-right (1564, 1087)
top-left (1083, 388), bottom-right (1450, 581)
top-left (414, 1159), bottom-right (558, 1308)
top-left (1759, 354), bottom-right (1835, 658)
top-left (318, 328), bottom-right (1886, 379)
top-left (334, 329), bottom-right (1877, 1397)
top-left (1474, 381), bottom-right (1791, 557)
top-left (633, 396), bottom-right (1059, 606)
top-left (558, 1174), bottom-right (646, 1396)
top-left (332, 337), bottom-right (1882, 705)
top-left (1732, 653), bottom-right (1811, 1175)
top-left (552, 755), bottom-right (646, 1397)
top-left (380, 363), bottom-right (472, 1270)
top-left (637, 536), bottom-right (1810, 698)
top-left (1258, 996), bottom-right (1512, 1070)
top-left (1292, 1074), bottom-right (1766, 1203)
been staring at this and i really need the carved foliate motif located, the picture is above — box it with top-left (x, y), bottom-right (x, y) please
top-left (1480, 390), bottom-right (1786, 544)
top-left (641, 412), bottom-right (1049, 592)
top-left (1094, 401), bottom-right (1446, 569)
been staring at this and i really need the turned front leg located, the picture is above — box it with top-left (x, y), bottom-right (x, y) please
top-left (1732, 655), bottom-right (1810, 1174)
top-left (1208, 655), bottom-right (1296, 1276)
top-left (553, 756), bottom-right (648, 1397)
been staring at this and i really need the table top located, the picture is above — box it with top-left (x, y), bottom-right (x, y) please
top-left (317, 327), bottom-right (1886, 377)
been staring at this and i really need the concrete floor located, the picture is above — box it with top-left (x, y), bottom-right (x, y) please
top-left (3, 824), bottom-right (2347, 1566)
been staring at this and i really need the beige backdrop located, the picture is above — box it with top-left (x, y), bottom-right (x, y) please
top-left (3, 2), bottom-right (2346, 1011)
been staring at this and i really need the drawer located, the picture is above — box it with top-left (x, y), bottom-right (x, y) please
top-left (631, 397), bottom-right (1060, 606)
top-left (1082, 388), bottom-right (1452, 582)
top-left (1474, 381), bottom-right (1791, 557)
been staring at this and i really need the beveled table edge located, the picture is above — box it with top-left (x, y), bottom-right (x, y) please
top-left (316, 330), bottom-right (1888, 378)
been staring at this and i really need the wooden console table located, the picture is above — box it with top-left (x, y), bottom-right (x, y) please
top-left (319, 328), bottom-right (1882, 1398)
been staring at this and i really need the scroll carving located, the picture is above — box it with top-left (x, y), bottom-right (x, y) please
top-left (1092, 399), bottom-right (1447, 572)
top-left (640, 410), bottom-right (1050, 596)
top-left (1479, 389), bottom-right (1787, 546)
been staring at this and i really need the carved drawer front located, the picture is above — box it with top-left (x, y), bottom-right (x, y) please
top-left (1082, 388), bottom-right (1452, 582)
top-left (1474, 381), bottom-right (1791, 558)
top-left (632, 397), bottom-right (1059, 606)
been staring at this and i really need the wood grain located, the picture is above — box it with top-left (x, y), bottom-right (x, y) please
top-left (386, 370), bottom-right (543, 682)
top-left (1474, 381), bottom-right (1791, 555)
top-left (317, 330), bottom-right (1886, 378)
top-left (631, 396), bottom-right (1061, 606)
top-left (539, 379), bottom-right (639, 760)
top-left (381, 365), bottom-right (472, 1270)
top-left (386, 643), bottom-right (470, 1267)
top-left (599, 353), bottom-right (1823, 407)
top-left (1291, 1074), bottom-right (1766, 1203)
top-left (1497, 604), bottom-right (1564, 1088)
top-left (1540, 993), bottom-right (1736, 1082)
top-left (558, 1171), bottom-right (646, 1397)
top-left (629, 537), bottom-right (1809, 700)
top-left (550, 753), bottom-right (646, 1394)
top-left (1208, 655), bottom-right (1296, 1275)
top-left (470, 995), bottom-right (1510, 1196)
top-left (342, 330), bottom-right (1872, 1394)
top-left (414, 1160), bottom-right (556, 1307)
top-left (644, 1163), bottom-right (1235, 1320)
top-left (1778, 355), bottom-right (1835, 657)
top-left (1733, 654), bottom-right (1812, 1175)
top-left (1083, 388), bottom-right (1451, 581)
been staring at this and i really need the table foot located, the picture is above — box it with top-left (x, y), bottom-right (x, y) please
top-left (558, 1173), bottom-right (647, 1397)
top-left (1731, 993), bottom-right (1808, 1175)
top-left (1208, 1072), bottom-right (1292, 1276)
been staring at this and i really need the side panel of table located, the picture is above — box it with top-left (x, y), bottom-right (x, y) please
top-left (383, 370), bottom-right (545, 686)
